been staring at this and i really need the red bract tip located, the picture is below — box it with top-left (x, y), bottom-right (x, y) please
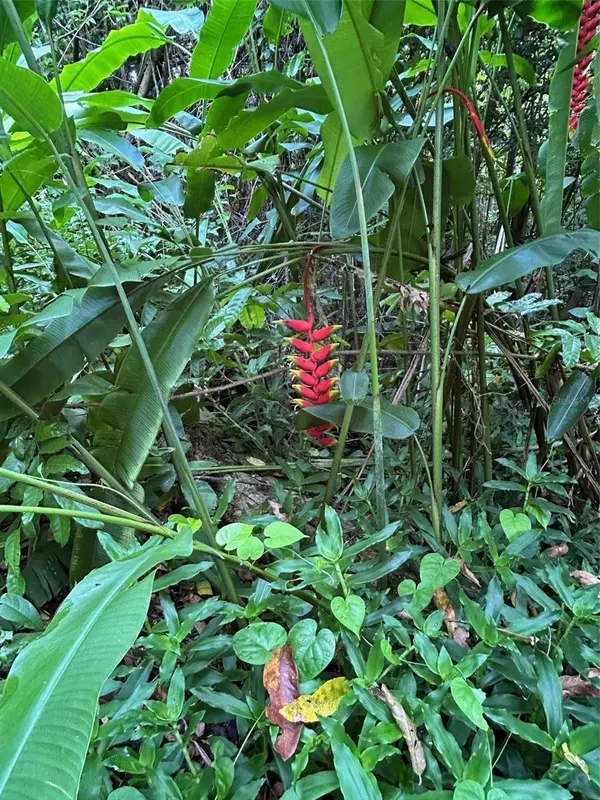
top-left (310, 324), bottom-right (342, 342)
top-left (295, 370), bottom-right (317, 387)
top-left (279, 318), bottom-right (312, 334)
top-left (294, 384), bottom-right (319, 401)
top-left (287, 337), bottom-right (314, 355)
top-left (314, 378), bottom-right (337, 394)
top-left (312, 343), bottom-right (338, 362)
top-left (289, 355), bottom-right (317, 371)
top-left (306, 424), bottom-right (332, 438)
top-left (317, 436), bottom-right (337, 447)
top-left (314, 359), bottom-right (337, 379)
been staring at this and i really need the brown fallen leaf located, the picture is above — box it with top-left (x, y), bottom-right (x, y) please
top-left (456, 558), bottom-right (481, 588)
top-left (544, 543), bottom-right (569, 558)
top-left (263, 645), bottom-right (303, 760)
top-left (449, 499), bottom-right (468, 513)
top-left (570, 570), bottom-right (600, 587)
top-left (433, 588), bottom-right (470, 648)
top-left (375, 685), bottom-right (426, 779)
top-left (560, 675), bottom-right (600, 699)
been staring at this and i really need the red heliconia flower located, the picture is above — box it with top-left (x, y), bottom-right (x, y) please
top-left (277, 248), bottom-right (340, 447)
top-left (569, 0), bottom-right (600, 134)
top-left (430, 87), bottom-right (494, 159)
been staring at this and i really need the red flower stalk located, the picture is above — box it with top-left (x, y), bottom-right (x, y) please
top-left (278, 247), bottom-right (339, 447)
top-left (430, 87), bottom-right (494, 159)
top-left (569, 0), bottom-right (600, 134)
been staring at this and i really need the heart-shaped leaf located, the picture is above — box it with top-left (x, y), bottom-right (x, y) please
top-left (288, 619), bottom-right (336, 680)
top-left (216, 522), bottom-right (254, 551)
top-left (419, 553), bottom-right (460, 589)
top-left (331, 594), bottom-right (365, 637)
top-left (233, 622), bottom-right (287, 665)
top-left (264, 521), bottom-right (306, 549)
top-left (237, 536), bottom-right (264, 561)
top-left (499, 509), bottom-right (532, 541)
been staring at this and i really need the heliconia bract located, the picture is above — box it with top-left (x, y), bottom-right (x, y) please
top-left (569, 0), bottom-right (600, 134)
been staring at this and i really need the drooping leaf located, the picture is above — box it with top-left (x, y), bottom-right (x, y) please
top-left (484, 709), bottom-right (554, 750)
top-left (95, 280), bottom-right (214, 486)
top-left (0, 56), bottom-right (63, 137)
top-left (330, 139), bottom-right (425, 238)
top-left (376, 685), bottom-right (425, 778)
top-left (190, 0), bottom-right (258, 79)
top-left (0, 276), bottom-right (169, 420)
top-left (58, 21), bottom-right (169, 92)
top-left (0, 531), bottom-right (192, 800)
top-left (269, 0), bottom-right (342, 34)
top-left (304, 396), bottom-right (420, 440)
top-left (280, 677), bottom-right (350, 723)
top-left (263, 644), bottom-right (303, 760)
top-left (546, 371), bottom-right (595, 441)
top-left (318, 111), bottom-right (350, 202)
top-left (534, 651), bottom-right (564, 738)
top-left (456, 230), bottom-right (600, 293)
top-left (0, 145), bottom-right (56, 215)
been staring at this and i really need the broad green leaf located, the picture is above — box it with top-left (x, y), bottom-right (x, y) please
top-left (419, 553), bottom-right (460, 589)
top-left (546, 371), bottom-right (595, 441)
top-left (263, 520), bottom-right (306, 548)
top-left (331, 739), bottom-right (383, 800)
top-left (499, 509), bottom-right (531, 540)
top-left (288, 619), bottom-right (336, 679)
top-left (527, 0), bottom-right (582, 31)
top-left (190, 0), bottom-right (258, 79)
top-left (280, 772), bottom-right (339, 800)
top-left (217, 85), bottom-right (332, 150)
top-left (0, 146), bottom-right (56, 214)
top-left (269, 0), bottom-right (342, 34)
top-left (300, 0), bottom-right (385, 140)
top-left (96, 280), bottom-right (214, 486)
top-left (422, 707), bottom-right (465, 779)
top-left (304, 396), bottom-right (420, 440)
top-left (453, 781), bottom-right (485, 800)
top-left (59, 21), bottom-right (169, 92)
top-left (79, 128), bottom-right (144, 168)
top-left (139, 5), bottom-right (204, 34)
top-left (330, 139), bottom-right (425, 238)
top-left (232, 621), bottom-right (287, 664)
top-left (0, 1), bottom-right (35, 52)
top-left (0, 276), bottom-right (169, 420)
top-left (191, 687), bottom-right (253, 719)
top-left (579, 104), bottom-right (600, 230)
top-left (369, 0), bottom-right (406, 80)
top-left (318, 112), bottom-right (350, 202)
top-left (534, 651), bottom-right (563, 738)
top-left (450, 677), bottom-right (488, 730)
top-left (17, 217), bottom-right (96, 282)
top-left (0, 56), bottom-right (63, 136)
top-left (340, 370), bottom-right (369, 403)
top-left (493, 780), bottom-right (572, 800)
top-left (0, 593), bottom-right (43, 630)
top-left (405, 0), bottom-right (437, 24)
top-left (456, 230), bottom-right (600, 293)
top-left (216, 522), bottom-right (254, 551)
top-left (479, 51), bottom-right (537, 86)
top-left (0, 531), bottom-right (192, 800)
top-left (484, 709), bottom-right (554, 750)
top-left (331, 594), bottom-right (365, 636)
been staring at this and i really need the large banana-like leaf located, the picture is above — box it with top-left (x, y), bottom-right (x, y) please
top-left (0, 145), bottom-right (56, 215)
top-left (189, 0), bottom-right (258, 79)
top-left (300, 0), bottom-right (385, 140)
top-left (0, 275), bottom-right (170, 420)
top-left (95, 279), bottom-right (215, 487)
top-left (456, 230), bottom-right (600, 293)
top-left (0, 530), bottom-right (193, 800)
top-left (58, 20), bottom-right (169, 92)
top-left (0, 56), bottom-right (63, 137)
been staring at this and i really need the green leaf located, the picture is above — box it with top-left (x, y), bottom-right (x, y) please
top-left (288, 619), bottom-right (336, 680)
top-left (0, 276), bottom-right (169, 420)
top-left (499, 509), bottom-right (532, 541)
top-left (534, 651), bottom-right (563, 738)
top-left (190, 0), bottom-right (258, 79)
top-left (304, 396), bottom-right (420, 440)
top-left (453, 781), bottom-right (485, 800)
top-left (269, 0), bottom-right (342, 34)
top-left (0, 593), bottom-right (43, 630)
top-left (422, 707), bottom-right (465, 779)
top-left (0, 57), bottom-right (63, 137)
top-left (450, 677), bottom-right (488, 730)
top-left (331, 739), bottom-right (382, 800)
top-left (0, 531), bottom-right (192, 800)
top-left (419, 553), bottom-right (460, 589)
top-left (263, 520), bottom-right (306, 548)
top-left (330, 139), bottom-right (425, 238)
top-left (484, 709), bottom-right (554, 750)
top-left (216, 522), bottom-right (255, 551)
top-left (319, 112), bottom-right (350, 202)
top-left (59, 20), bottom-right (169, 92)
top-left (479, 51), bottom-right (537, 86)
top-left (456, 230), bottom-right (600, 293)
top-left (280, 772), bottom-right (339, 800)
top-left (96, 280), bottom-right (214, 486)
top-left (0, 145), bottom-right (56, 215)
top-left (546, 371), bottom-right (595, 441)
top-left (493, 780), bottom-right (571, 800)
top-left (191, 686), bottom-right (253, 719)
top-left (331, 594), bottom-right (365, 637)
top-left (340, 370), bottom-right (369, 403)
top-left (79, 128), bottom-right (144, 169)
top-left (237, 535), bottom-right (264, 561)
top-left (527, 0), bottom-right (583, 31)
top-left (232, 621), bottom-right (287, 664)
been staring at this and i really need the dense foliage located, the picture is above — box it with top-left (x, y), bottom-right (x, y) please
top-left (0, 0), bottom-right (599, 798)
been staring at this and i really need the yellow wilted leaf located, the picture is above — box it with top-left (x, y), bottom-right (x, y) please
top-left (279, 677), bottom-right (350, 723)
top-left (562, 743), bottom-right (590, 778)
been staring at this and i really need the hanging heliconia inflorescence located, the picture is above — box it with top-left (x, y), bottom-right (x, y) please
top-left (430, 87), bottom-right (494, 159)
top-left (278, 250), bottom-right (340, 447)
top-left (569, 0), bottom-right (600, 134)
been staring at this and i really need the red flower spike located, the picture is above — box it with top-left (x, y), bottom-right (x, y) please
top-left (292, 398), bottom-right (310, 408)
top-left (286, 337), bottom-right (315, 355)
top-left (312, 343), bottom-right (339, 362)
top-left (289, 355), bottom-right (317, 371)
top-left (279, 319), bottom-right (312, 334)
top-left (315, 391), bottom-right (338, 405)
top-left (318, 436), bottom-right (337, 447)
top-left (314, 378), bottom-right (337, 394)
top-left (294, 385), bottom-right (319, 401)
top-left (430, 87), bottom-right (495, 159)
top-left (292, 370), bottom-right (317, 387)
top-left (569, 0), bottom-right (600, 134)
top-left (310, 324), bottom-right (342, 342)
top-left (314, 359), bottom-right (337, 379)
top-left (306, 425), bottom-right (332, 438)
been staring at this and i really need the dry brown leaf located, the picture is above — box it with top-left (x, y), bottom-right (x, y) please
top-left (570, 570), bottom-right (600, 587)
top-left (449, 499), bottom-right (468, 513)
top-left (456, 558), bottom-right (481, 587)
top-left (268, 500), bottom-right (289, 522)
top-left (375, 685), bottom-right (426, 779)
top-left (544, 543), bottom-right (569, 558)
top-left (560, 675), bottom-right (600, 699)
top-left (433, 588), bottom-right (470, 648)
top-left (263, 644), bottom-right (303, 760)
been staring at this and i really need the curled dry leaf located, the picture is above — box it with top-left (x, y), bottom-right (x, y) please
top-left (375, 685), bottom-right (426, 779)
top-left (263, 644), bottom-right (303, 761)
top-left (449, 499), bottom-right (468, 513)
top-left (433, 588), bottom-right (470, 648)
top-left (569, 570), bottom-right (600, 587)
top-left (544, 543), bottom-right (569, 558)
top-left (456, 558), bottom-right (481, 588)
top-left (279, 677), bottom-right (349, 724)
top-left (560, 675), bottom-right (600, 698)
